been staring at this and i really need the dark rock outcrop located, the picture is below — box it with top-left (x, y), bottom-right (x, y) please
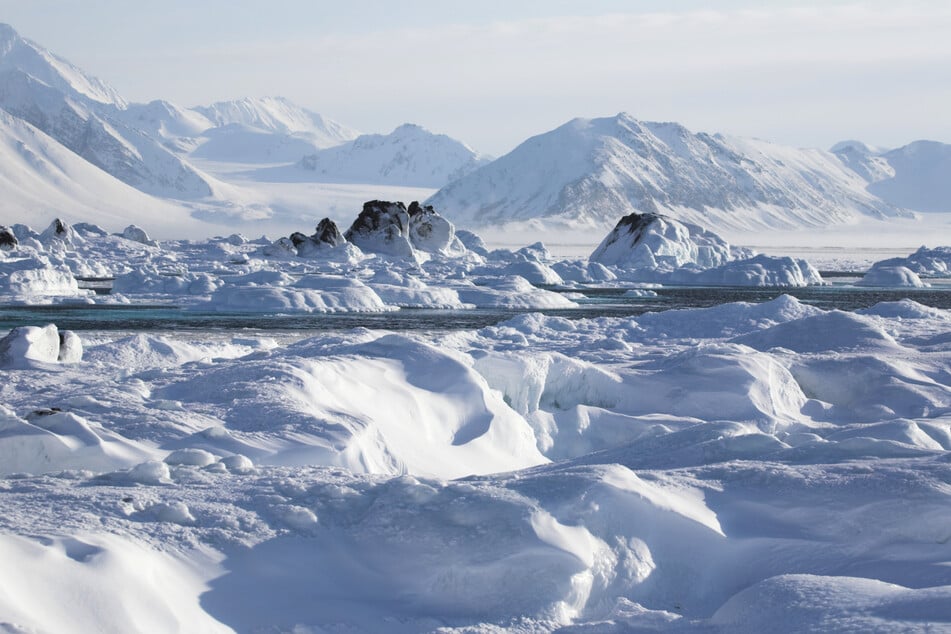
top-left (344, 201), bottom-right (414, 258)
top-left (313, 218), bottom-right (345, 247)
top-left (0, 226), bottom-right (18, 250)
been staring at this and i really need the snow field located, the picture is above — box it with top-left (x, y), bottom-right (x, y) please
top-left (0, 292), bottom-right (948, 631)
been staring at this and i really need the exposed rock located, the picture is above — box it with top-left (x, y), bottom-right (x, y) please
top-left (38, 218), bottom-right (76, 245)
top-left (0, 225), bottom-right (17, 250)
top-left (289, 232), bottom-right (310, 248)
top-left (344, 200), bottom-right (415, 258)
top-left (313, 218), bottom-right (346, 247)
top-left (261, 237), bottom-right (298, 258)
top-left (407, 201), bottom-right (458, 254)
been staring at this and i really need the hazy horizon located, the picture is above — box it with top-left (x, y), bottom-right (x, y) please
top-left (1, 0), bottom-right (950, 156)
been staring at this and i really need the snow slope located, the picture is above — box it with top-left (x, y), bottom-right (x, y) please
top-left (0, 109), bottom-right (203, 235)
top-left (194, 96), bottom-right (358, 148)
top-left (0, 30), bottom-right (213, 199)
top-left (0, 22), bottom-right (124, 107)
top-left (835, 140), bottom-right (951, 213)
top-left (427, 113), bottom-right (905, 232)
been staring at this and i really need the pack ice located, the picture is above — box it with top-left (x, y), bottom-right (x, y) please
top-left (0, 207), bottom-right (949, 633)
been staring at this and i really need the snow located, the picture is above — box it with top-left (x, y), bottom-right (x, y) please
top-left (834, 139), bottom-right (951, 213)
top-left (0, 284), bottom-right (948, 630)
top-left (857, 265), bottom-right (927, 288)
top-left (194, 96), bottom-right (358, 147)
top-left (295, 123), bottom-right (489, 188)
top-left (2, 21), bottom-right (951, 634)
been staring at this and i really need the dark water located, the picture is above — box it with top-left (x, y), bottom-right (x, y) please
top-left (2, 283), bottom-right (950, 334)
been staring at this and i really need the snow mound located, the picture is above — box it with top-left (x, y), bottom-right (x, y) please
top-left (112, 266), bottom-right (220, 296)
top-left (732, 310), bottom-right (900, 353)
top-left (713, 574), bottom-right (951, 633)
top-left (156, 334), bottom-right (546, 478)
top-left (205, 275), bottom-right (391, 313)
top-left (454, 277), bottom-right (577, 309)
top-left (0, 324), bottom-right (82, 366)
top-left (588, 212), bottom-right (821, 286)
top-left (0, 406), bottom-right (151, 475)
top-left (857, 265), bottom-right (927, 288)
top-left (865, 246), bottom-right (951, 278)
top-left (0, 255), bottom-right (84, 299)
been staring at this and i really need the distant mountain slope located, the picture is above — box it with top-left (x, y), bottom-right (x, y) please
top-left (0, 108), bottom-right (202, 236)
top-left (190, 123), bottom-right (322, 164)
top-left (0, 24), bottom-right (212, 199)
top-left (833, 140), bottom-right (951, 213)
top-left (194, 96), bottom-right (358, 148)
top-left (296, 124), bottom-right (489, 188)
top-left (0, 23), bottom-right (124, 107)
top-left (119, 100), bottom-right (214, 142)
top-left (427, 113), bottom-right (905, 232)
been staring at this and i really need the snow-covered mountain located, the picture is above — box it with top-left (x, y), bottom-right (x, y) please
top-left (427, 113), bottom-right (906, 232)
top-left (297, 123), bottom-right (489, 188)
top-left (0, 23), bottom-right (124, 107)
top-left (119, 100), bottom-right (213, 144)
top-left (0, 24), bottom-right (212, 198)
top-left (0, 108), bottom-right (201, 235)
top-left (833, 139), bottom-right (951, 213)
top-left (194, 96), bottom-right (358, 148)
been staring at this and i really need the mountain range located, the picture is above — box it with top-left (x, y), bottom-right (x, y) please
top-left (0, 22), bottom-right (948, 240)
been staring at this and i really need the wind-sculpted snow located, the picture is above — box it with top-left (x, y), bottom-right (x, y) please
top-left (0, 293), bottom-right (949, 631)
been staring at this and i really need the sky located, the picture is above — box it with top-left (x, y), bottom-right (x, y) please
top-left (1, 0), bottom-right (950, 156)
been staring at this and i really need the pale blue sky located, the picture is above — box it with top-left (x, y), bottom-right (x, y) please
top-left (2, 1), bottom-right (949, 155)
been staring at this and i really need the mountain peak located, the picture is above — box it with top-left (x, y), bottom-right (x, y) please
top-left (830, 140), bottom-right (886, 155)
top-left (0, 23), bottom-right (125, 107)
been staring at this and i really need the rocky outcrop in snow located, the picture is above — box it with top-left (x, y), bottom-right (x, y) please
top-left (0, 225), bottom-right (17, 250)
top-left (590, 212), bottom-right (821, 287)
top-left (343, 200), bottom-right (415, 259)
top-left (591, 212), bottom-right (743, 270)
top-left (407, 201), bottom-right (464, 255)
